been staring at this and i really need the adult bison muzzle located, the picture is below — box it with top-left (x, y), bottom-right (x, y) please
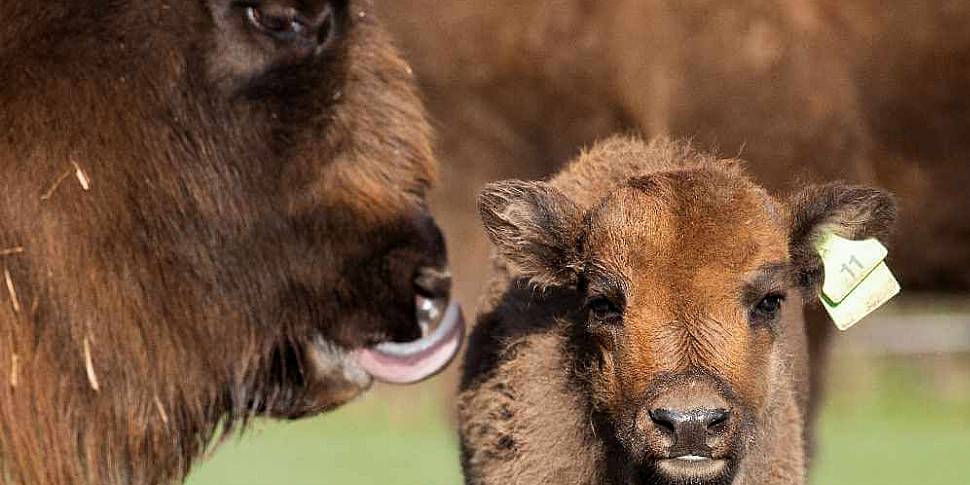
top-left (460, 137), bottom-right (895, 485)
top-left (0, 1), bottom-right (462, 484)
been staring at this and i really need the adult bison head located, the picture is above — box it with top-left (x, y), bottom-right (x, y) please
top-left (0, 1), bottom-right (462, 483)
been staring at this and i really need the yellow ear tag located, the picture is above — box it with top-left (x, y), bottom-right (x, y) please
top-left (814, 233), bottom-right (900, 331)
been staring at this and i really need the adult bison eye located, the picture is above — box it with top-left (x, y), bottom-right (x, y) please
top-left (586, 296), bottom-right (623, 323)
top-left (245, 6), bottom-right (310, 43)
top-left (751, 292), bottom-right (786, 323)
top-left (243, 2), bottom-right (342, 48)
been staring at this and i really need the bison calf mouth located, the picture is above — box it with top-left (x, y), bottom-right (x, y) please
top-left (614, 374), bottom-right (745, 485)
top-left (645, 456), bottom-right (733, 485)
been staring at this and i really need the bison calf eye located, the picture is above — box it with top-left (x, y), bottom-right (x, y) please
top-left (751, 292), bottom-right (786, 324)
top-left (585, 296), bottom-right (623, 323)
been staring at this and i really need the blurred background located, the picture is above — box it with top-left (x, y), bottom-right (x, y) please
top-left (189, 1), bottom-right (969, 484)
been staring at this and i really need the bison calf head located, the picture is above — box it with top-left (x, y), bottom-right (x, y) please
top-left (478, 151), bottom-right (894, 485)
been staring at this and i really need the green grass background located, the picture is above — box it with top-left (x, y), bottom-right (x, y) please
top-left (185, 357), bottom-right (970, 485)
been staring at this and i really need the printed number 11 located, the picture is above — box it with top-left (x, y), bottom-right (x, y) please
top-left (841, 255), bottom-right (865, 279)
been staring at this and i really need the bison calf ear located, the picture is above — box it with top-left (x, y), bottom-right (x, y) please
top-left (788, 183), bottom-right (897, 291)
top-left (478, 180), bottom-right (583, 288)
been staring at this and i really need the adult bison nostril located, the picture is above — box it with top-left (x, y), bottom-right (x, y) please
top-left (414, 266), bottom-right (453, 337)
top-left (414, 266), bottom-right (452, 299)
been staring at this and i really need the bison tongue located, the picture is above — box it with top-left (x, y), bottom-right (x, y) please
top-left (355, 298), bottom-right (464, 384)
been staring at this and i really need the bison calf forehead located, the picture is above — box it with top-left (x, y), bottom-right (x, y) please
top-left (584, 167), bottom-right (789, 290)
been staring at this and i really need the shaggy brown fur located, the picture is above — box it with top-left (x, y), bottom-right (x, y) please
top-left (460, 137), bottom-right (896, 485)
top-left (1, 1), bottom-right (450, 484)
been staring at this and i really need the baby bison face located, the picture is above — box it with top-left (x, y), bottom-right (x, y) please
top-left (479, 156), bottom-right (895, 485)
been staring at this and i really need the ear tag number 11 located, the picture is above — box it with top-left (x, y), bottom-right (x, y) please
top-left (814, 233), bottom-right (900, 331)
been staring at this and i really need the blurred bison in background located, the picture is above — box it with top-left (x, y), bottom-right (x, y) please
top-left (460, 137), bottom-right (897, 485)
top-left (379, 0), bottom-right (970, 298)
top-left (0, 1), bottom-right (463, 484)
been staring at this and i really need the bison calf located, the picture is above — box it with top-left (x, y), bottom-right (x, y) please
top-left (460, 137), bottom-right (895, 485)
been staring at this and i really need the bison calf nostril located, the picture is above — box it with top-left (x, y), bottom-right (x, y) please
top-left (649, 407), bottom-right (731, 453)
top-left (703, 408), bottom-right (730, 433)
top-left (648, 408), bottom-right (680, 435)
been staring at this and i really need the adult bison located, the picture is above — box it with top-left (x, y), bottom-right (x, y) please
top-left (460, 137), bottom-right (896, 485)
top-left (0, 1), bottom-right (463, 484)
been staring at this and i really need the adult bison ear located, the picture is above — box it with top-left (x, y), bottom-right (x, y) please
top-left (787, 183), bottom-right (897, 292)
top-left (478, 180), bottom-right (584, 288)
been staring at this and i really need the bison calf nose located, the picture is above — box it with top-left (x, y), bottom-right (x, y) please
top-left (649, 408), bottom-right (730, 456)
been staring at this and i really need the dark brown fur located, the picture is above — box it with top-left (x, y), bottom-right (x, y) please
top-left (461, 137), bottom-right (895, 485)
top-left (1, 2), bottom-right (448, 484)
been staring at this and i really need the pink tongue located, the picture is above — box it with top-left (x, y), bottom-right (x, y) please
top-left (355, 301), bottom-right (465, 384)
